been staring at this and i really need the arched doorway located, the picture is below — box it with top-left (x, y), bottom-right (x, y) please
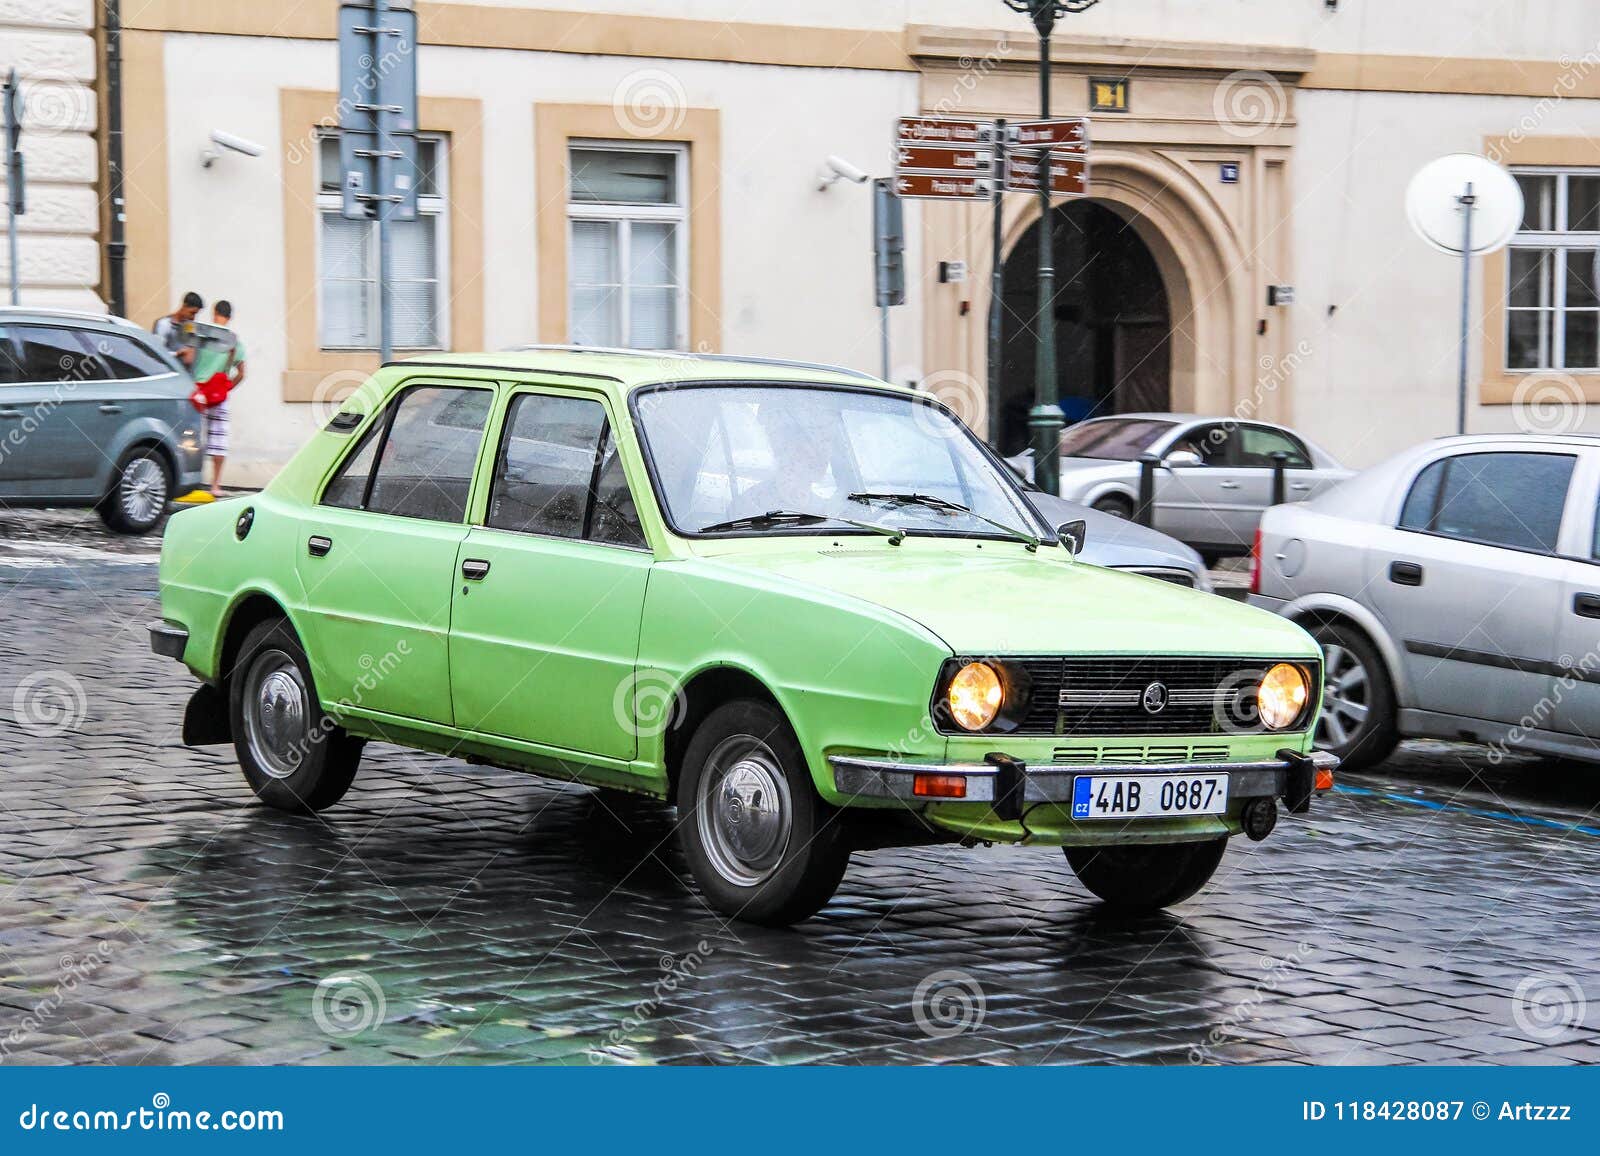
top-left (996, 199), bottom-right (1172, 455)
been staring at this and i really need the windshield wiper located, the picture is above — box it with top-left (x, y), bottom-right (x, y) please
top-left (697, 509), bottom-right (906, 542)
top-left (847, 491), bottom-right (1041, 552)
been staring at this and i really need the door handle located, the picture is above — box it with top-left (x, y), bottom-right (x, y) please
top-left (1575, 593), bottom-right (1600, 619)
top-left (461, 558), bottom-right (491, 581)
top-left (1218, 481), bottom-right (1241, 490)
top-left (1389, 561), bottom-right (1423, 586)
top-left (1290, 482), bottom-right (1311, 491)
top-left (98, 403), bottom-right (124, 415)
top-left (307, 535), bottom-right (332, 557)
top-left (0, 408), bottom-right (20, 419)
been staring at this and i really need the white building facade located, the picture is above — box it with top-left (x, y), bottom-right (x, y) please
top-left (76, 1), bottom-right (1600, 481)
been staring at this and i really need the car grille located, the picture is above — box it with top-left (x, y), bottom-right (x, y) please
top-left (1004, 655), bottom-right (1317, 738)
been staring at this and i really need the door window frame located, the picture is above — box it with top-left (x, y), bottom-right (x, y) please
top-left (474, 383), bottom-right (652, 554)
top-left (1395, 449), bottom-right (1581, 558)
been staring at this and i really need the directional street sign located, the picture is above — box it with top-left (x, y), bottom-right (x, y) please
top-left (894, 144), bottom-right (994, 175)
top-left (1003, 151), bottom-right (1089, 197)
top-left (1011, 117), bottom-right (1090, 151)
top-left (896, 117), bottom-right (993, 146)
top-left (893, 173), bottom-right (990, 201)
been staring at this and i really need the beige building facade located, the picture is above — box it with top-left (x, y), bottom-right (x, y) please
top-left (37, 1), bottom-right (1600, 480)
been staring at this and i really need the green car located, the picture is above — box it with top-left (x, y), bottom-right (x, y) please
top-left (151, 349), bottom-right (1335, 925)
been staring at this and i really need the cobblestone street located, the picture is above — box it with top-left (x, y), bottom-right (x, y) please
top-left (1, 512), bottom-right (1598, 1066)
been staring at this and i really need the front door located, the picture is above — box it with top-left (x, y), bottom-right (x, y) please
top-left (1153, 422), bottom-right (1235, 547)
top-left (449, 388), bottom-right (651, 761)
top-left (295, 381), bottom-right (496, 726)
top-left (1368, 450), bottom-right (1577, 727)
top-left (0, 324), bottom-right (119, 495)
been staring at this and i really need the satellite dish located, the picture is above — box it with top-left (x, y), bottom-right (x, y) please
top-left (1406, 153), bottom-right (1523, 256)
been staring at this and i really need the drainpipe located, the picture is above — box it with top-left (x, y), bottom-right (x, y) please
top-left (104, 0), bottom-right (128, 318)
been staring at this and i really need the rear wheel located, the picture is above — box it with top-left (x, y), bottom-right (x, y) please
top-left (1091, 494), bottom-right (1134, 520)
top-left (1309, 620), bottom-right (1399, 771)
top-left (228, 619), bottom-right (362, 813)
top-left (676, 700), bottom-right (849, 926)
top-left (1064, 838), bottom-right (1227, 912)
top-left (98, 446), bottom-right (171, 534)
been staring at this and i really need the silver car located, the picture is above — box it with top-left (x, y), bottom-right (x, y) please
top-left (0, 307), bottom-right (204, 533)
top-left (1250, 433), bottom-right (1600, 770)
top-left (1009, 414), bottom-right (1350, 561)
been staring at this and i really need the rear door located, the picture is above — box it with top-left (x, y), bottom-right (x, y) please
top-left (448, 386), bottom-right (652, 761)
top-left (1552, 454), bottom-right (1600, 751)
top-left (1368, 450), bottom-right (1575, 726)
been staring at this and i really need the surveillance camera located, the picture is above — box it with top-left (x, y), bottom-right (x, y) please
top-left (817, 154), bottom-right (870, 190)
top-left (200, 130), bottom-right (264, 168)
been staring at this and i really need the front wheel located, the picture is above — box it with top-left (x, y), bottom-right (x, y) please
top-left (98, 446), bottom-right (171, 534)
top-left (1091, 494), bottom-right (1134, 520)
top-left (676, 700), bottom-right (850, 926)
top-left (1309, 621), bottom-right (1399, 771)
top-left (228, 619), bottom-right (363, 813)
top-left (1064, 838), bottom-right (1227, 912)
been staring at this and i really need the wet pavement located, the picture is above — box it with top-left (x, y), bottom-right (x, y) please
top-left (1, 510), bottom-right (1598, 1065)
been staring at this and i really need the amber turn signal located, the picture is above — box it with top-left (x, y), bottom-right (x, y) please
top-left (912, 773), bottom-right (968, 799)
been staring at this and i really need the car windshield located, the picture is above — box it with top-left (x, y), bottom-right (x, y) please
top-left (633, 384), bottom-right (1043, 541)
top-left (1058, 417), bottom-right (1177, 460)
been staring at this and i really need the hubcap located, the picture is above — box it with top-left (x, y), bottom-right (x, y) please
top-left (1317, 642), bottom-right (1370, 751)
top-left (696, 737), bottom-right (792, 887)
top-left (120, 457), bottom-right (167, 526)
top-left (241, 650), bottom-right (310, 779)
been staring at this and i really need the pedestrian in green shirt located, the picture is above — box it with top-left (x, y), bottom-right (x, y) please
top-left (192, 301), bottom-right (246, 496)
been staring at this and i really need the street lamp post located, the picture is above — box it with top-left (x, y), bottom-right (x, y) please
top-left (1002, 0), bottom-right (1098, 496)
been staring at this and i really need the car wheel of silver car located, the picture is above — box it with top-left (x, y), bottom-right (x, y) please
top-left (1063, 838), bottom-right (1227, 912)
top-left (1091, 494), bottom-right (1134, 520)
top-left (98, 446), bottom-right (171, 535)
top-left (228, 618), bottom-right (363, 813)
top-left (677, 699), bottom-right (850, 926)
top-left (1308, 620), bottom-right (1399, 772)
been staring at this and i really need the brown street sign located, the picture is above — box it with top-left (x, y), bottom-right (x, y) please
top-left (893, 173), bottom-right (990, 201)
top-left (1011, 118), bottom-right (1089, 150)
top-left (1004, 152), bottom-right (1089, 197)
top-left (894, 144), bottom-right (994, 175)
top-left (896, 117), bottom-right (991, 146)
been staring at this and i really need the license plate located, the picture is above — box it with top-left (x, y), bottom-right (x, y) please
top-left (1072, 773), bottom-right (1229, 820)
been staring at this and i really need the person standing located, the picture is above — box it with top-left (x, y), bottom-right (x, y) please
top-left (153, 291), bottom-right (204, 370)
top-left (190, 300), bottom-right (246, 496)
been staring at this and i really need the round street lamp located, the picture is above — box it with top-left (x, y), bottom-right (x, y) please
top-left (1001, 0), bottom-right (1101, 495)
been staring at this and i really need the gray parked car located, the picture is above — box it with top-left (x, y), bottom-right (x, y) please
top-left (1250, 433), bottom-right (1600, 770)
top-left (1009, 414), bottom-right (1350, 561)
top-left (0, 307), bottom-right (204, 533)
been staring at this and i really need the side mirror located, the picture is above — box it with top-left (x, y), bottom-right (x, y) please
top-left (1057, 519), bottom-right (1087, 557)
top-left (1164, 449), bottom-right (1203, 468)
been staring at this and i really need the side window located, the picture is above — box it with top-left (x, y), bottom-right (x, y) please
top-left (320, 419), bottom-right (383, 509)
top-left (0, 327), bottom-right (20, 385)
top-left (1402, 452), bottom-right (1575, 553)
top-left (366, 386), bottom-right (492, 522)
top-left (1237, 425), bottom-right (1311, 468)
top-left (486, 392), bottom-right (646, 547)
top-left (1178, 424), bottom-right (1231, 466)
top-left (93, 332), bottom-right (172, 379)
top-left (13, 326), bottom-right (109, 383)
top-left (1398, 460), bottom-right (1446, 531)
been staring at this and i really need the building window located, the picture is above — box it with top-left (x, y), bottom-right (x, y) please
top-left (1507, 169), bottom-right (1600, 371)
top-left (567, 143), bottom-right (687, 350)
top-left (316, 133), bottom-right (449, 350)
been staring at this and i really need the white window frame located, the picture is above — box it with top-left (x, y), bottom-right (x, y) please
top-left (314, 131), bottom-right (451, 351)
top-left (566, 140), bottom-right (689, 351)
top-left (1507, 166), bottom-right (1600, 373)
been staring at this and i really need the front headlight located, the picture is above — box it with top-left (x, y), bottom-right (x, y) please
top-left (947, 661), bottom-right (1004, 731)
top-left (1258, 662), bottom-right (1310, 730)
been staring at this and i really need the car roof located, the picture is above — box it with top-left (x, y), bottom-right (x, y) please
top-left (1423, 431), bottom-right (1600, 450)
top-left (0, 305), bottom-right (149, 333)
top-left (395, 345), bottom-right (898, 394)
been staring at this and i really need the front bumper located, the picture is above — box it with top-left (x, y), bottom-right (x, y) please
top-left (830, 748), bottom-right (1338, 814)
top-left (149, 621), bottom-right (189, 660)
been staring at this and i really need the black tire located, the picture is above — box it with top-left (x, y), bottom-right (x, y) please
top-left (1064, 838), bottom-right (1227, 912)
top-left (676, 699), bottom-right (850, 926)
top-left (1091, 494), bottom-right (1134, 520)
top-left (228, 618), bottom-right (362, 813)
top-left (97, 445), bottom-right (172, 535)
top-left (1309, 620), bottom-right (1399, 772)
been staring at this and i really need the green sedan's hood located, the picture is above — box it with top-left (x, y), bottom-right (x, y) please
top-left (691, 538), bottom-right (1316, 657)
